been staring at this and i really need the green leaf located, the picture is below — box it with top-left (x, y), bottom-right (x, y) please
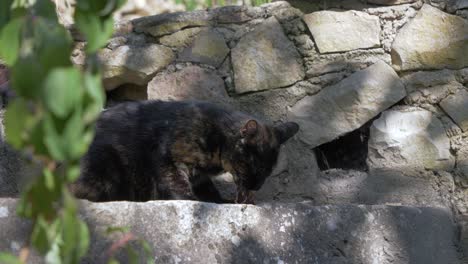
top-left (83, 72), bottom-right (105, 124)
top-left (33, 0), bottom-right (58, 20)
top-left (4, 98), bottom-right (34, 148)
top-left (108, 259), bottom-right (120, 264)
top-left (11, 55), bottom-right (45, 99)
top-left (32, 216), bottom-right (52, 254)
top-left (0, 17), bottom-right (24, 66)
top-left (44, 168), bottom-right (55, 191)
top-left (0, 253), bottom-right (22, 264)
top-left (29, 118), bottom-right (49, 156)
top-left (61, 193), bottom-right (90, 263)
top-left (34, 19), bottom-right (73, 71)
top-left (43, 113), bottom-right (66, 161)
top-left (127, 247), bottom-right (138, 264)
top-left (63, 107), bottom-right (86, 159)
top-left (75, 11), bottom-right (115, 53)
top-left (0, 0), bottom-right (14, 30)
top-left (45, 237), bottom-right (62, 264)
top-left (42, 67), bottom-right (83, 118)
top-left (66, 164), bottom-right (81, 182)
top-left (105, 226), bottom-right (130, 235)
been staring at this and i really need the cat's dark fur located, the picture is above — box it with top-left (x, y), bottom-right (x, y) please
top-left (70, 100), bottom-right (299, 203)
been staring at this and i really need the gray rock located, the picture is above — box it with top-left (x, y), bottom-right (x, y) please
top-left (303, 10), bottom-right (380, 53)
top-left (447, 0), bottom-right (468, 12)
top-left (178, 29), bottom-right (230, 67)
top-left (366, 0), bottom-right (417, 4)
top-left (0, 198), bottom-right (461, 264)
top-left (98, 44), bottom-right (175, 90)
top-left (147, 66), bottom-right (229, 103)
top-left (132, 10), bottom-right (213, 37)
top-left (256, 139), bottom-right (320, 202)
top-left (304, 48), bottom-right (392, 77)
top-left (231, 17), bottom-right (304, 94)
top-left (315, 169), bottom-right (452, 208)
top-left (288, 60), bottom-right (406, 148)
top-left (212, 5), bottom-right (254, 24)
top-left (159, 27), bottom-right (203, 50)
top-left (401, 69), bottom-right (458, 93)
top-left (391, 4), bottom-right (468, 71)
top-left (367, 107), bottom-right (455, 171)
top-left (439, 88), bottom-right (468, 132)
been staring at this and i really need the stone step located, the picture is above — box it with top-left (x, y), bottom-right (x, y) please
top-left (0, 198), bottom-right (461, 264)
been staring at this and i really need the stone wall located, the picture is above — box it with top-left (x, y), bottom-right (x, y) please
top-left (72, 1), bottom-right (468, 259)
top-left (1, 0), bottom-right (468, 262)
top-left (70, 0), bottom-right (468, 203)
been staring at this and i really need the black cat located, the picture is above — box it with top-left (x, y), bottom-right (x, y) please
top-left (70, 100), bottom-right (299, 203)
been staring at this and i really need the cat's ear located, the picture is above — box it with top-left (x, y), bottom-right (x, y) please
top-left (274, 122), bottom-right (299, 144)
top-left (240, 120), bottom-right (258, 138)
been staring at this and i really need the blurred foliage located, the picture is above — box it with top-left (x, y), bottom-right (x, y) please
top-left (0, 0), bottom-right (124, 263)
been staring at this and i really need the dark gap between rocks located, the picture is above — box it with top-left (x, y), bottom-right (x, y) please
top-left (315, 118), bottom-right (376, 171)
top-left (106, 83), bottom-right (148, 107)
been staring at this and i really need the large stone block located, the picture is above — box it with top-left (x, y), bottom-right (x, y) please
top-left (177, 29), bottom-right (230, 67)
top-left (288, 60), bottom-right (406, 148)
top-left (231, 17), bottom-right (304, 94)
top-left (303, 10), bottom-right (380, 53)
top-left (391, 4), bottom-right (468, 71)
top-left (98, 44), bottom-right (175, 90)
top-left (439, 88), bottom-right (468, 132)
top-left (365, 0), bottom-right (417, 4)
top-left (0, 199), bottom-right (461, 264)
top-left (367, 107), bottom-right (455, 171)
top-left (147, 66), bottom-right (229, 103)
top-left (132, 10), bottom-right (213, 37)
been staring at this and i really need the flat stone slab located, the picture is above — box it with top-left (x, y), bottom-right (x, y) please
top-left (98, 44), bottom-right (175, 90)
top-left (231, 16), bottom-right (304, 94)
top-left (303, 10), bottom-right (380, 53)
top-left (367, 106), bottom-right (455, 170)
top-left (177, 29), bottom-right (230, 67)
top-left (366, 0), bottom-right (417, 4)
top-left (0, 199), bottom-right (460, 264)
top-left (132, 10), bottom-right (213, 37)
top-left (439, 88), bottom-right (468, 132)
top-left (147, 66), bottom-right (229, 103)
top-left (391, 4), bottom-right (468, 71)
top-left (288, 60), bottom-right (406, 147)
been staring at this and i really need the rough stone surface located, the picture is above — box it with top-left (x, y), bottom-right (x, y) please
top-left (256, 139), bottom-right (320, 202)
top-left (447, 0), bottom-right (468, 12)
top-left (132, 10), bottom-right (213, 37)
top-left (0, 198), bottom-right (461, 264)
top-left (98, 44), bottom-right (175, 90)
top-left (439, 88), bottom-right (468, 132)
top-left (366, 0), bottom-right (417, 4)
top-left (147, 66), bottom-right (229, 103)
top-left (367, 107), bottom-right (455, 171)
top-left (231, 17), bottom-right (304, 94)
top-left (391, 4), bottom-right (468, 71)
top-left (402, 69), bottom-right (458, 93)
top-left (288, 60), bottom-right (406, 147)
top-left (159, 27), bottom-right (203, 50)
top-left (178, 29), bottom-right (230, 67)
top-left (303, 10), bottom-right (381, 53)
top-left (315, 169), bottom-right (453, 208)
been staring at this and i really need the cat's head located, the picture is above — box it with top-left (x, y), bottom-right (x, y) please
top-left (232, 119), bottom-right (299, 191)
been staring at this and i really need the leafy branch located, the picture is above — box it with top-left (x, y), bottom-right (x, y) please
top-left (0, 0), bottom-right (124, 263)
